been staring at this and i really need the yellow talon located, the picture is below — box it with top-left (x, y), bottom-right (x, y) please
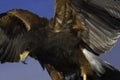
top-left (83, 73), bottom-right (87, 80)
top-left (81, 66), bottom-right (87, 80)
top-left (20, 51), bottom-right (29, 61)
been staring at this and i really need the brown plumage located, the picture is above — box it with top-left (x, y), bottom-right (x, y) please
top-left (0, 0), bottom-right (120, 80)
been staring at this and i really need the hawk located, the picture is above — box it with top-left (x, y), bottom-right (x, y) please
top-left (0, 0), bottom-right (120, 80)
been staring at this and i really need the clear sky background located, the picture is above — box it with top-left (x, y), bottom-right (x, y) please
top-left (0, 0), bottom-right (120, 80)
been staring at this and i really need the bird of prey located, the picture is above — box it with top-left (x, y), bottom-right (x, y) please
top-left (0, 0), bottom-right (120, 80)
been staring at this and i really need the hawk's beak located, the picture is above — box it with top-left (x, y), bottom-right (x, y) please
top-left (20, 51), bottom-right (29, 64)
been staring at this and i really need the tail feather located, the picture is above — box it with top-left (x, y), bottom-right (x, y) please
top-left (83, 48), bottom-right (120, 80)
top-left (99, 63), bottom-right (120, 80)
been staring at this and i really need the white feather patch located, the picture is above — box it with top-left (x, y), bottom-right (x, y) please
top-left (82, 49), bottom-right (112, 76)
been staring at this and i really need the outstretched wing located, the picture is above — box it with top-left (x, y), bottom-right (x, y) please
top-left (72, 0), bottom-right (120, 54)
top-left (0, 9), bottom-right (63, 80)
top-left (0, 9), bottom-right (48, 63)
top-left (54, 0), bottom-right (120, 54)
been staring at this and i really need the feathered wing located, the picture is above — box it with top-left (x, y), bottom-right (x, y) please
top-left (0, 9), bottom-right (63, 80)
top-left (0, 9), bottom-right (48, 63)
top-left (71, 0), bottom-right (120, 54)
top-left (54, 0), bottom-right (120, 54)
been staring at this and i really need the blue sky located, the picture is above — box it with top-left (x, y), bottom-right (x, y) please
top-left (0, 0), bottom-right (120, 80)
